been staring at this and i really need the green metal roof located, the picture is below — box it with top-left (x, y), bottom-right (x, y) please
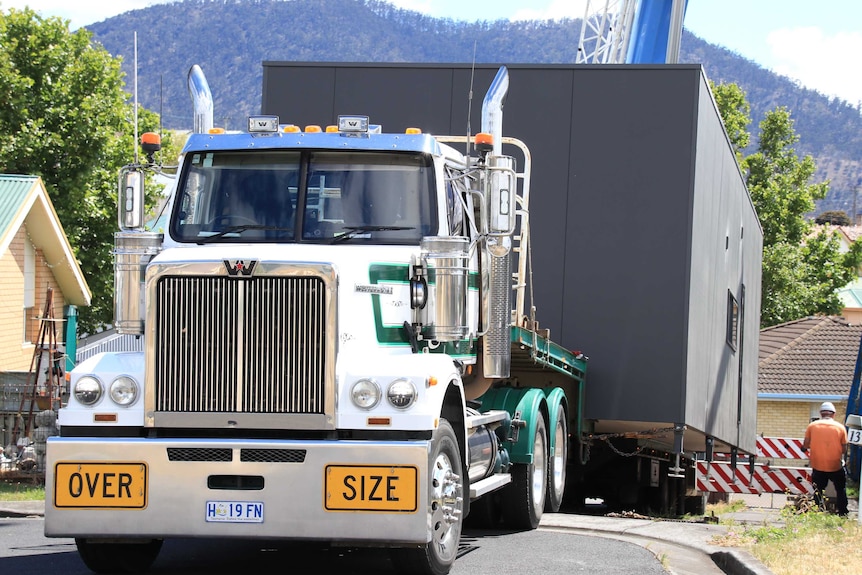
top-left (838, 277), bottom-right (862, 308)
top-left (0, 174), bottom-right (39, 238)
top-left (0, 174), bottom-right (91, 306)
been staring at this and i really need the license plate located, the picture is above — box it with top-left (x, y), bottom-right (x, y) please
top-left (206, 500), bottom-right (264, 523)
top-left (54, 462), bottom-right (147, 509)
top-left (324, 464), bottom-right (418, 512)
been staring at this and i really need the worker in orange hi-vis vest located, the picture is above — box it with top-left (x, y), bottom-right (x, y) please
top-left (802, 402), bottom-right (849, 516)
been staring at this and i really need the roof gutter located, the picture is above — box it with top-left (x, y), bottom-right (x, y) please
top-left (758, 393), bottom-right (847, 401)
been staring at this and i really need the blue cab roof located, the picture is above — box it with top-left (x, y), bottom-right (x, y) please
top-left (182, 130), bottom-right (443, 155)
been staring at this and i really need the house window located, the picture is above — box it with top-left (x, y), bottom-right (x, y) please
top-left (726, 290), bottom-right (739, 351)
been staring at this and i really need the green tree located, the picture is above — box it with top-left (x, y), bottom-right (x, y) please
top-left (814, 210), bottom-right (851, 226)
top-left (713, 82), bottom-right (862, 327)
top-left (0, 8), bottom-right (171, 333)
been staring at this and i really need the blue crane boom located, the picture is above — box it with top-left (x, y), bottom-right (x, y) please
top-left (626, 0), bottom-right (688, 63)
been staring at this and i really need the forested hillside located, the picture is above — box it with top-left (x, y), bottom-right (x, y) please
top-left (85, 0), bottom-right (862, 212)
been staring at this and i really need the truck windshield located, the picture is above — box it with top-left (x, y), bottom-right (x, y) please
top-left (170, 149), bottom-right (437, 243)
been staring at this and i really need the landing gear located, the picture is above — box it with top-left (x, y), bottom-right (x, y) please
top-left (391, 419), bottom-right (464, 575)
top-left (75, 538), bottom-right (163, 574)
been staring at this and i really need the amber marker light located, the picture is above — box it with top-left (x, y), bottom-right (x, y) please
top-left (283, 125), bottom-right (301, 133)
top-left (207, 127), bottom-right (226, 134)
top-left (367, 417), bottom-right (391, 426)
top-left (405, 127), bottom-right (422, 134)
top-left (141, 132), bottom-right (161, 146)
top-left (475, 132), bottom-right (493, 154)
top-left (304, 125), bottom-right (322, 133)
top-left (325, 125), bottom-right (338, 133)
top-left (427, 376), bottom-right (438, 387)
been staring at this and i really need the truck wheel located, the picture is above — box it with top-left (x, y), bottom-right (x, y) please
top-left (75, 538), bottom-right (162, 574)
top-left (545, 403), bottom-right (567, 512)
top-left (502, 413), bottom-right (547, 529)
top-left (391, 419), bottom-right (463, 575)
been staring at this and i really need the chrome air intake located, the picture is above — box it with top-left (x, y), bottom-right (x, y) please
top-left (113, 231), bottom-right (162, 335)
top-left (420, 236), bottom-right (470, 341)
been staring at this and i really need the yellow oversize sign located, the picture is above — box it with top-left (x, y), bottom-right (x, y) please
top-left (325, 464), bottom-right (418, 512)
top-left (54, 462), bottom-right (148, 509)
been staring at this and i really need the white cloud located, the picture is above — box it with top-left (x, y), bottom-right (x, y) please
top-left (767, 26), bottom-right (862, 106)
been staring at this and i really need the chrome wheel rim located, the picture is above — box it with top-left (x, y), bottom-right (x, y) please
top-left (430, 451), bottom-right (462, 561)
top-left (532, 427), bottom-right (547, 513)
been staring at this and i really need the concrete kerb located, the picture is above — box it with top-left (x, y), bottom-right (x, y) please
top-left (0, 499), bottom-right (45, 518)
top-left (539, 512), bottom-right (775, 575)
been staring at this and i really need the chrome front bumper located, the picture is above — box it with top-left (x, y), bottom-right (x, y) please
top-left (45, 437), bottom-right (430, 544)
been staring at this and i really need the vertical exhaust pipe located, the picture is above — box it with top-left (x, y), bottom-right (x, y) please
top-left (480, 67), bottom-right (513, 379)
top-left (188, 64), bottom-right (214, 134)
top-left (481, 67), bottom-right (508, 156)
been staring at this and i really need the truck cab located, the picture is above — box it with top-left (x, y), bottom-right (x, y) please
top-left (46, 65), bottom-right (585, 575)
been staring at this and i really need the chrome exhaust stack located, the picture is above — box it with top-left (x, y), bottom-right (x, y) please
top-left (188, 64), bottom-right (214, 134)
top-left (480, 67), bottom-right (513, 379)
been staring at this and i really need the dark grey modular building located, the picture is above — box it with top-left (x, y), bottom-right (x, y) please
top-left (262, 63), bottom-right (762, 456)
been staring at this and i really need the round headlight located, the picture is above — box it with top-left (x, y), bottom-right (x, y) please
top-left (109, 376), bottom-right (139, 406)
top-left (74, 376), bottom-right (103, 406)
top-left (351, 379), bottom-right (381, 410)
top-left (387, 379), bottom-right (417, 409)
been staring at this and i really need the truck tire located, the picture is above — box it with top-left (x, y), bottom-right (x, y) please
top-left (545, 403), bottom-right (567, 512)
top-left (75, 538), bottom-right (162, 574)
top-left (391, 419), bottom-right (464, 575)
top-left (501, 412), bottom-right (548, 529)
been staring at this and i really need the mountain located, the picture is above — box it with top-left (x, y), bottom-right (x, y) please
top-left (84, 0), bottom-right (862, 213)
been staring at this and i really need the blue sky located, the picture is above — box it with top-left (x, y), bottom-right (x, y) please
top-left (3, 0), bottom-right (861, 106)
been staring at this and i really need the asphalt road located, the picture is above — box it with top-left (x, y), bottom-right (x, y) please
top-left (0, 517), bottom-right (669, 575)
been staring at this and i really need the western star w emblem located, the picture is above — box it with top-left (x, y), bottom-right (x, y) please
top-left (224, 260), bottom-right (257, 277)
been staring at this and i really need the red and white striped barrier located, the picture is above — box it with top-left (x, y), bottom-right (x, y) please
top-left (756, 436), bottom-right (807, 459)
top-left (695, 461), bottom-right (813, 495)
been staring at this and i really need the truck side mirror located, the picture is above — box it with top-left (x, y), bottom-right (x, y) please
top-left (119, 168), bottom-right (145, 230)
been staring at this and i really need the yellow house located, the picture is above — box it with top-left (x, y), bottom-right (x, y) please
top-left (0, 175), bottom-right (91, 371)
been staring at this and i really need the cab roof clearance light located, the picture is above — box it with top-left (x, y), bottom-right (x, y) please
top-left (337, 115), bottom-right (383, 136)
top-left (338, 115), bottom-right (369, 133)
top-left (248, 115), bottom-right (280, 133)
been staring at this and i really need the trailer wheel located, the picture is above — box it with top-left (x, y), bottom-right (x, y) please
top-left (545, 403), bottom-right (567, 512)
top-left (502, 412), bottom-right (548, 529)
top-left (75, 538), bottom-right (162, 574)
top-left (391, 419), bottom-right (463, 575)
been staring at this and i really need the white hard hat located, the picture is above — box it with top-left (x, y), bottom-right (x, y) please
top-left (819, 401), bottom-right (836, 413)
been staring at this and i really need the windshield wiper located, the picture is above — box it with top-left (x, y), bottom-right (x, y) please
top-left (196, 225), bottom-right (293, 244)
top-left (329, 225), bottom-right (414, 244)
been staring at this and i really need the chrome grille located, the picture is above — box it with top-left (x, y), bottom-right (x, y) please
top-left (154, 275), bottom-right (327, 415)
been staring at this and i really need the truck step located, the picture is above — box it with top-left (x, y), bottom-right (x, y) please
top-left (470, 473), bottom-right (512, 499)
top-left (465, 409), bottom-right (509, 429)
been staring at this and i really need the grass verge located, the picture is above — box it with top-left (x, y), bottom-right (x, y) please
top-left (713, 506), bottom-right (861, 575)
top-left (0, 479), bottom-right (45, 501)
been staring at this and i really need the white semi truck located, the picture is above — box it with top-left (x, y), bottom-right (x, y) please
top-left (44, 65), bottom-right (586, 575)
